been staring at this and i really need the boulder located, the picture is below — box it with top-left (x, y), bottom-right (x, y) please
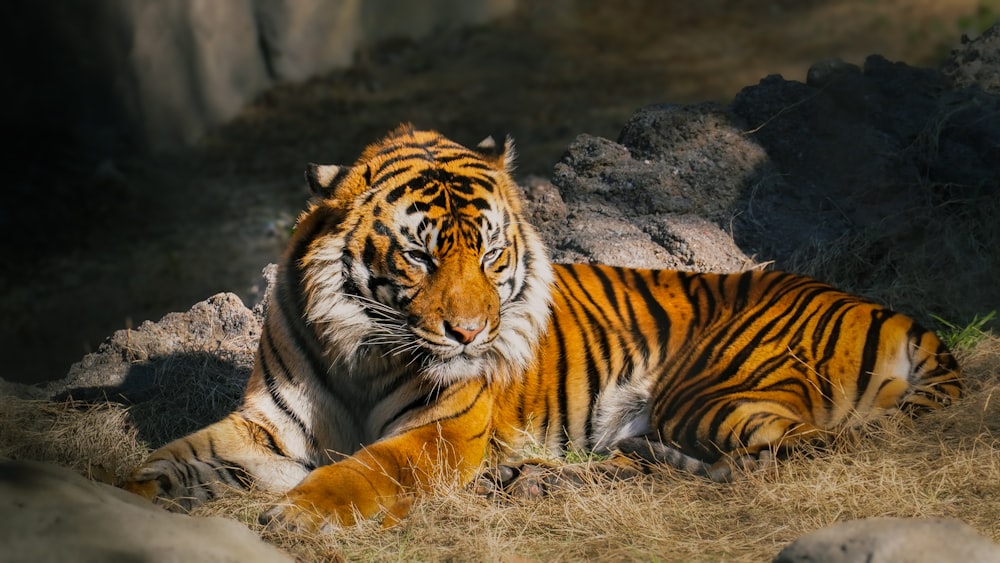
top-left (773, 517), bottom-right (1000, 563)
top-left (535, 116), bottom-right (760, 273)
top-left (0, 459), bottom-right (293, 562)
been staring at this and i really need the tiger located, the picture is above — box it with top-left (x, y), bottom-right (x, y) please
top-left (123, 123), bottom-right (962, 530)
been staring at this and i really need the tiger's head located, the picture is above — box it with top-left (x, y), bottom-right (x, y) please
top-left (294, 124), bottom-right (553, 386)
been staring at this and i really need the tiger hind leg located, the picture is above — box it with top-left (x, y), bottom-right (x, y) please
top-left (471, 437), bottom-right (774, 498)
top-left (123, 413), bottom-right (311, 512)
top-left (472, 434), bottom-right (776, 499)
top-left (473, 434), bottom-right (734, 499)
top-left (472, 443), bottom-right (757, 501)
top-left (473, 414), bottom-right (835, 499)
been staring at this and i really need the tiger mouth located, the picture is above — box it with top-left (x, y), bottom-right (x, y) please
top-left (409, 326), bottom-right (493, 359)
top-left (420, 337), bottom-right (491, 360)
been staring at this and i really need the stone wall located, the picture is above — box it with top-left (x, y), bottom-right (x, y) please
top-left (7, 0), bottom-right (515, 158)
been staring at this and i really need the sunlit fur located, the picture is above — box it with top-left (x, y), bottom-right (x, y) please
top-left (124, 124), bottom-right (962, 527)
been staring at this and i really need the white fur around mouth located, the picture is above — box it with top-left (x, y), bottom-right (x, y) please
top-left (422, 339), bottom-right (492, 363)
top-left (420, 353), bottom-right (490, 385)
top-left (400, 332), bottom-right (497, 384)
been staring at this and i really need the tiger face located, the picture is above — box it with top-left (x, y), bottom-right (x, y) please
top-left (300, 125), bottom-right (553, 387)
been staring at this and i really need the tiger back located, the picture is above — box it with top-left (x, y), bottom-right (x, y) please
top-left (486, 264), bottom-right (960, 486)
top-left (123, 124), bottom-right (962, 529)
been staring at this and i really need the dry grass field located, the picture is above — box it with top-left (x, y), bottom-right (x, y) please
top-left (2, 330), bottom-right (997, 561)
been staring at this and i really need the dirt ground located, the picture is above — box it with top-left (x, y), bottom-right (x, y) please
top-left (2, 0), bottom-right (996, 385)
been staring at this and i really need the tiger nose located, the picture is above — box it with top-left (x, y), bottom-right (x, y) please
top-left (444, 321), bottom-right (485, 344)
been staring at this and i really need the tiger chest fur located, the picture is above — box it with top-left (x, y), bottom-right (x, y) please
top-left (123, 124), bottom-right (961, 530)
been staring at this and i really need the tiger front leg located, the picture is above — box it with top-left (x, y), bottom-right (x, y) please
top-left (123, 413), bottom-right (310, 512)
top-left (260, 422), bottom-right (490, 531)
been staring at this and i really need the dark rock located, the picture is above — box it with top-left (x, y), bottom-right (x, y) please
top-left (943, 22), bottom-right (1000, 93)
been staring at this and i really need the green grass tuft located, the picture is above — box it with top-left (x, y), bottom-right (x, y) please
top-left (932, 310), bottom-right (997, 351)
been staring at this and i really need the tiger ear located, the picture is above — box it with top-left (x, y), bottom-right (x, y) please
top-left (476, 136), bottom-right (498, 152)
top-left (305, 163), bottom-right (352, 197)
top-left (476, 134), bottom-right (516, 172)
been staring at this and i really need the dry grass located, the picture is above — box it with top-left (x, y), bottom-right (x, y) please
top-left (0, 398), bottom-right (148, 484)
top-left (2, 334), bottom-right (997, 562)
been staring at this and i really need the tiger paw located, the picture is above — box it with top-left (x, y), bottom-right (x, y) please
top-left (258, 461), bottom-right (412, 531)
top-left (122, 459), bottom-right (209, 512)
top-left (706, 450), bottom-right (776, 482)
top-left (259, 474), bottom-right (371, 531)
top-left (472, 461), bottom-right (563, 499)
top-left (258, 495), bottom-right (338, 533)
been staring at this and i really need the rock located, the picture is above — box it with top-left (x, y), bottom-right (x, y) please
top-left (555, 104), bottom-right (767, 222)
top-left (42, 292), bottom-right (260, 400)
top-left (773, 517), bottom-right (1000, 563)
top-left (2, 290), bottom-right (263, 448)
top-left (616, 102), bottom-right (768, 222)
top-left (521, 175), bottom-right (570, 229)
top-left (806, 57), bottom-right (862, 88)
top-left (10, 1), bottom-right (516, 155)
top-left (540, 126), bottom-right (758, 272)
top-left (726, 48), bottom-right (1000, 262)
top-left (943, 22), bottom-right (1000, 93)
top-left (0, 459), bottom-right (293, 562)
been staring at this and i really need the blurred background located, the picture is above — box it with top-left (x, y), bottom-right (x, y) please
top-left (3, 0), bottom-right (997, 385)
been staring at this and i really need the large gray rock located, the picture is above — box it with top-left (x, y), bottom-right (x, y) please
top-left (0, 291), bottom-right (263, 448)
top-left (257, 0), bottom-right (516, 82)
top-left (0, 459), bottom-right (293, 563)
top-left (4, 292), bottom-right (260, 399)
top-left (126, 0), bottom-right (272, 151)
top-left (773, 517), bottom-right (1000, 563)
top-left (535, 115), bottom-right (760, 273)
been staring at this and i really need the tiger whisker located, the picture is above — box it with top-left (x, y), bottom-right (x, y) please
top-left (363, 337), bottom-right (410, 346)
top-left (404, 351), bottom-right (431, 369)
top-left (391, 347), bottom-right (424, 361)
top-left (329, 291), bottom-right (407, 320)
